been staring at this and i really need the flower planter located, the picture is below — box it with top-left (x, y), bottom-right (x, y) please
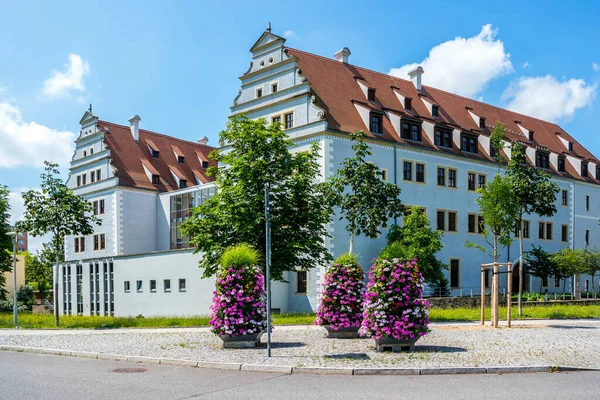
top-left (218, 332), bottom-right (263, 348)
top-left (375, 336), bottom-right (420, 353)
top-left (323, 325), bottom-right (360, 339)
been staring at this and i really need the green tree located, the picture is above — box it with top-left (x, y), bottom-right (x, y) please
top-left (19, 161), bottom-right (101, 326)
top-left (489, 122), bottom-right (508, 163)
top-left (0, 185), bottom-right (13, 300)
top-left (524, 245), bottom-right (556, 292)
top-left (385, 206), bottom-right (446, 285)
top-left (181, 115), bottom-right (333, 281)
top-left (24, 252), bottom-right (52, 300)
top-left (507, 142), bottom-right (559, 314)
top-left (328, 131), bottom-right (403, 253)
top-left (582, 248), bottom-right (600, 293)
top-left (552, 248), bottom-right (585, 293)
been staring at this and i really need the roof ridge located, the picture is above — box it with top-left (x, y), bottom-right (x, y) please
top-left (98, 120), bottom-right (215, 149)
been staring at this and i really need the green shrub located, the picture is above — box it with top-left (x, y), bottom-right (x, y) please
top-left (378, 241), bottom-right (408, 260)
top-left (17, 285), bottom-right (35, 308)
top-left (333, 252), bottom-right (359, 265)
top-left (219, 243), bottom-right (261, 269)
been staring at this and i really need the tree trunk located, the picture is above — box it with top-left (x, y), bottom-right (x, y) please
top-left (518, 219), bottom-right (524, 316)
top-left (492, 234), bottom-right (499, 328)
top-left (349, 232), bottom-right (354, 254)
top-left (54, 234), bottom-right (60, 327)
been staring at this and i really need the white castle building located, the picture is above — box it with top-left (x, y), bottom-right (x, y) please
top-left (57, 29), bottom-right (600, 317)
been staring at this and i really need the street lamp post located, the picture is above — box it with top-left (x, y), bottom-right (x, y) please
top-left (7, 231), bottom-right (18, 326)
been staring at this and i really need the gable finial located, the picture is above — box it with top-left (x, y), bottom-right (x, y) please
top-left (89, 103), bottom-right (93, 113)
top-left (267, 22), bottom-right (271, 33)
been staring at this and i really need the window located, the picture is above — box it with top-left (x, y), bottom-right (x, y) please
top-left (179, 179), bottom-right (187, 189)
top-left (479, 117), bottom-right (486, 129)
top-left (554, 276), bottom-right (560, 288)
top-left (124, 281), bottom-right (130, 293)
top-left (586, 195), bottom-right (590, 211)
top-left (450, 259), bottom-right (460, 289)
top-left (151, 149), bottom-right (159, 158)
top-left (136, 280), bottom-right (143, 292)
top-left (437, 210), bottom-right (457, 232)
top-left (164, 279), bottom-right (171, 292)
top-left (405, 98), bottom-right (412, 110)
top-left (568, 142), bottom-right (574, 151)
top-left (152, 175), bottom-right (160, 185)
top-left (529, 131), bottom-right (535, 141)
top-left (478, 215), bottom-right (485, 234)
top-left (535, 151), bottom-right (550, 169)
top-left (367, 88), bottom-right (376, 101)
top-left (596, 165), bottom-right (600, 180)
top-left (370, 113), bottom-right (382, 134)
top-left (90, 171), bottom-right (96, 183)
top-left (256, 88), bottom-right (263, 98)
top-left (93, 233), bottom-right (106, 251)
top-left (437, 167), bottom-right (446, 186)
top-left (468, 173), bottom-right (476, 191)
top-left (558, 157), bottom-right (566, 172)
top-left (538, 222), bottom-right (553, 240)
top-left (437, 211), bottom-right (445, 231)
top-left (90, 148), bottom-right (94, 155)
top-left (478, 174), bottom-right (486, 189)
top-left (74, 237), bottom-right (85, 253)
top-left (562, 190), bottom-right (568, 206)
top-left (272, 115), bottom-right (281, 125)
top-left (522, 220), bottom-right (530, 238)
top-left (401, 121), bottom-right (422, 142)
top-left (434, 128), bottom-right (452, 148)
top-left (586, 230), bottom-right (590, 246)
top-left (83, 150), bottom-right (87, 157)
top-left (542, 275), bottom-right (548, 288)
top-left (179, 279), bottom-right (186, 292)
top-left (460, 133), bottom-right (478, 153)
top-left (177, 155), bottom-right (185, 164)
top-left (415, 163), bottom-right (425, 183)
top-left (381, 169), bottom-right (388, 182)
top-left (284, 113), bottom-right (294, 129)
top-left (82, 174), bottom-right (87, 185)
top-left (96, 169), bottom-right (101, 181)
top-left (296, 271), bottom-right (307, 294)
top-left (432, 105), bottom-right (439, 117)
top-left (202, 161), bottom-right (209, 169)
top-left (93, 199), bottom-right (105, 215)
top-left (582, 162), bottom-right (589, 178)
top-left (403, 161), bottom-right (412, 181)
top-left (448, 211), bottom-right (457, 232)
top-left (484, 270), bottom-right (490, 289)
top-left (150, 280), bottom-right (156, 292)
top-left (468, 214), bottom-right (476, 233)
top-left (448, 169), bottom-right (457, 188)
top-left (271, 83), bottom-right (278, 93)
top-left (77, 176), bottom-right (81, 187)
top-left (561, 225), bottom-right (568, 242)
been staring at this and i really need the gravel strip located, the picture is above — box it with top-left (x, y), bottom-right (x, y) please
top-left (1, 321), bottom-right (599, 369)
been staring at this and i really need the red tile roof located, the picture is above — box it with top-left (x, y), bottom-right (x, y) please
top-left (286, 48), bottom-right (599, 184)
top-left (98, 120), bottom-right (216, 191)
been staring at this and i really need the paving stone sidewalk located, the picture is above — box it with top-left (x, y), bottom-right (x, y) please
top-left (1, 319), bottom-right (599, 370)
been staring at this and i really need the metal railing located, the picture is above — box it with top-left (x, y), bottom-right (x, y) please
top-left (424, 286), bottom-right (599, 301)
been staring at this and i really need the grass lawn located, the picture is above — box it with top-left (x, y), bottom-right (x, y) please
top-left (1, 305), bottom-right (599, 329)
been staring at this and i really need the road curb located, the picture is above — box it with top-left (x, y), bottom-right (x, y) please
top-left (0, 346), bottom-right (596, 376)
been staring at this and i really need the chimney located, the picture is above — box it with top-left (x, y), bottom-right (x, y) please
top-left (408, 66), bottom-right (424, 91)
top-left (197, 136), bottom-right (209, 145)
top-left (128, 115), bottom-right (141, 141)
top-left (334, 47), bottom-right (351, 64)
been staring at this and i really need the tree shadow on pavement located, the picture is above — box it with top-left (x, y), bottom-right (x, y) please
top-left (324, 353), bottom-right (370, 360)
top-left (412, 345), bottom-right (466, 353)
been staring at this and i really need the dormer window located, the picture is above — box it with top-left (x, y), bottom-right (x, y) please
top-left (368, 88), bottom-right (376, 102)
top-left (370, 112), bottom-right (382, 134)
top-left (558, 157), bottom-right (566, 172)
top-left (405, 98), bottom-right (412, 111)
top-left (177, 155), bottom-right (185, 164)
top-left (479, 117), bottom-right (486, 129)
top-left (460, 133), bottom-right (478, 153)
top-left (401, 120), bottom-right (422, 142)
top-left (256, 88), bottom-right (263, 98)
top-left (202, 161), bottom-right (209, 169)
top-left (596, 165), bottom-right (600, 180)
top-left (535, 151), bottom-right (550, 169)
top-left (151, 149), bottom-right (159, 158)
top-left (528, 131), bottom-right (535, 141)
top-left (152, 175), bottom-right (160, 185)
top-left (179, 179), bottom-right (187, 189)
top-left (432, 105), bottom-right (439, 117)
top-left (581, 162), bottom-right (589, 178)
top-left (568, 142), bottom-right (574, 151)
top-left (434, 128), bottom-right (452, 148)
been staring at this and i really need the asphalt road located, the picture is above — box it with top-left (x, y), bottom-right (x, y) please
top-left (1, 351), bottom-right (599, 400)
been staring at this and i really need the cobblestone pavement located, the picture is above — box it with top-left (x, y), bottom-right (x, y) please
top-left (1, 320), bottom-right (599, 369)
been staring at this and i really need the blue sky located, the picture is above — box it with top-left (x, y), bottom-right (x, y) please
top-left (1, 0), bottom-right (599, 249)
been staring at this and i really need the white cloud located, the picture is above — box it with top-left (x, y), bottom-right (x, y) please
top-left (6, 187), bottom-right (49, 254)
top-left (42, 54), bottom-right (90, 100)
top-left (283, 30), bottom-right (295, 38)
top-left (593, 62), bottom-right (600, 72)
top-left (388, 24), bottom-right (513, 97)
top-left (0, 102), bottom-right (75, 167)
top-left (522, 61), bottom-right (531, 69)
top-left (502, 75), bottom-right (597, 122)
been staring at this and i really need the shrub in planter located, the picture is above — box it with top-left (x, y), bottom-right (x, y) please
top-left (315, 253), bottom-right (366, 333)
top-left (209, 244), bottom-right (268, 338)
top-left (360, 258), bottom-right (430, 341)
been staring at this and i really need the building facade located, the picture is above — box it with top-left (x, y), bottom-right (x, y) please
top-left (58, 29), bottom-right (600, 317)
